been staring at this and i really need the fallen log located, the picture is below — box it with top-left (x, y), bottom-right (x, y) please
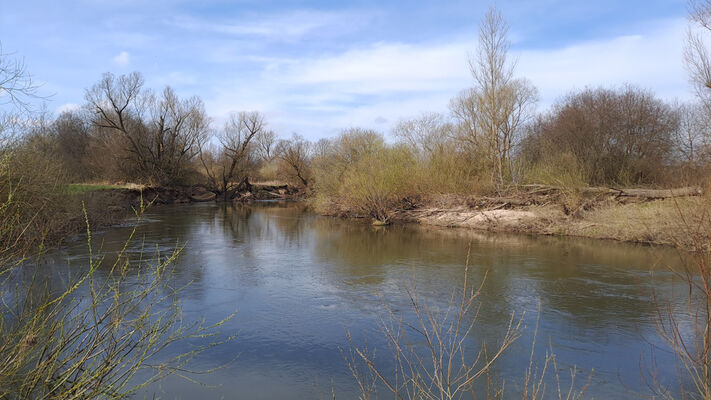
top-left (522, 185), bottom-right (703, 199)
top-left (615, 186), bottom-right (703, 198)
top-left (581, 186), bottom-right (703, 199)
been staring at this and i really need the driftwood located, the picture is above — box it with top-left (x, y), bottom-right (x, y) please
top-left (466, 196), bottom-right (538, 210)
top-left (582, 186), bottom-right (703, 199)
top-left (522, 185), bottom-right (703, 200)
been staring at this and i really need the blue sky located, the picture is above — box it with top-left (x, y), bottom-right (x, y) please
top-left (0, 0), bottom-right (692, 139)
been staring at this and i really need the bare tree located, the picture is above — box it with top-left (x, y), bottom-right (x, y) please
top-left (675, 102), bottom-right (711, 167)
top-left (275, 133), bottom-right (312, 188)
top-left (393, 112), bottom-right (453, 160)
top-left (467, 7), bottom-right (538, 190)
top-left (522, 86), bottom-right (677, 185)
top-left (86, 72), bottom-right (209, 185)
top-left (449, 88), bottom-right (481, 153)
top-left (200, 111), bottom-right (264, 200)
top-left (687, 1), bottom-right (711, 107)
top-left (255, 129), bottom-right (276, 162)
top-left (51, 109), bottom-right (92, 180)
top-left (310, 128), bottom-right (385, 198)
top-left (0, 44), bottom-right (42, 112)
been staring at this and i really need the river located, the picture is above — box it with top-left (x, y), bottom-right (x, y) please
top-left (37, 202), bottom-right (690, 399)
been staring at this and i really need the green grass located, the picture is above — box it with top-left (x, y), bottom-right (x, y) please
top-left (65, 183), bottom-right (127, 194)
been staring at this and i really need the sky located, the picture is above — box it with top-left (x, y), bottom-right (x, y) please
top-left (0, 0), bottom-right (695, 139)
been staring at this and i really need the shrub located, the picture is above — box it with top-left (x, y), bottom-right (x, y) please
top-left (337, 145), bottom-right (417, 223)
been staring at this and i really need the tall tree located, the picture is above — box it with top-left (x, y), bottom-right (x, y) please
top-left (199, 111), bottom-right (264, 200)
top-left (86, 72), bottom-right (209, 185)
top-left (466, 7), bottom-right (538, 190)
top-left (275, 134), bottom-right (312, 188)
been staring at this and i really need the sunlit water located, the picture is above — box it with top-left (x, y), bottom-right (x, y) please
top-left (34, 202), bottom-right (691, 399)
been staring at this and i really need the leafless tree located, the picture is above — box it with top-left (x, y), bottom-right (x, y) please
top-left (688, 2), bottom-right (711, 92)
top-left (200, 111), bottom-right (264, 200)
top-left (522, 86), bottom-right (677, 185)
top-left (85, 72), bottom-right (209, 185)
top-left (675, 102), bottom-right (711, 167)
top-left (312, 138), bottom-right (332, 160)
top-left (310, 128), bottom-right (385, 197)
top-left (255, 129), bottom-right (276, 162)
top-left (449, 88), bottom-right (481, 152)
top-left (393, 112), bottom-right (453, 160)
top-left (0, 44), bottom-right (42, 112)
top-left (275, 133), bottom-right (312, 188)
top-left (51, 109), bottom-right (92, 180)
top-left (466, 7), bottom-right (538, 190)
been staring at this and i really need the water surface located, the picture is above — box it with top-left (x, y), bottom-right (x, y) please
top-left (44, 202), bottom-right (688, 399)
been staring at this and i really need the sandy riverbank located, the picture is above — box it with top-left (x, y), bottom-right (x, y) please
top-left (393, 190), bottom-right (709, 248)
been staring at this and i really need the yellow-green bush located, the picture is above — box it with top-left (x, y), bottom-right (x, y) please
top-left (414, 147), bottom-right (494, 195)
top-left (311, 129), bottom-right (419, 222)
top-left (523, 151), bottom-right (587, 188)
top-left (337, 145), bottom-right (417, 223)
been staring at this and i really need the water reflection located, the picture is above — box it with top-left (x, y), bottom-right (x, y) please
top-left (36, 202), bottom-right (687, 399)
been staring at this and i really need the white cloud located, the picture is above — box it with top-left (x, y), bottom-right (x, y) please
top-left (169, 10), bottom-right (372, 41)
top-left (519, 18), bottom-right (690, 107)
top-left (112, 51), bottom-right (130, 66)
top-left (282, 41), bottom-right (471, 93)
top-left (203, 17), bottom-right (692, 139)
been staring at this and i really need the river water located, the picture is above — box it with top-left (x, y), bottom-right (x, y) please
top-left (40, 202), bottom-right (690, 399)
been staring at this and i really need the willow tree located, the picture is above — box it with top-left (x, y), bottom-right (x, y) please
top-left (463, 7), bottom-right (538, 191)
top-left (199, 111), bottom-right (264, 200)
top-left (275, 133), bottom-right (312, 188)
top-left (86, 72), bottom-right (209, 185)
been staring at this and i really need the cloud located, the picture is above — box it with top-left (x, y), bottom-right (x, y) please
top-left (518, 18), bottom-right (690, 107)
top-left (280, 41), bottom-right (471, 93)
top-left (119, 15), bottom-right (692, 140)
top-left (168, 10), bottom-right (372, 41)
top-left (221, 17), bottom-right (689, 137)
top-left (112, 51), bottom-right (130, 66)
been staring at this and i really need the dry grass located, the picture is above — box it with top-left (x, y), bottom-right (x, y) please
top-left (397, 192), bottom-right (710, 249)
top-left (563, 197), bottom-right (710, 247)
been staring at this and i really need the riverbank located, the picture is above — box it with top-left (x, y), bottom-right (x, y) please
top-left (316, 186), bottom-right (709, 249)
top-left (76, 183), bottom-right (709, 250)
top-left (400, 190), bottom-right (708, 248)
top-left (51, 182), bottom-right (304, 247)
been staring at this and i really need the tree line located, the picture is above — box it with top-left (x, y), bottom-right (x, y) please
top-left (3, 7), bottom-right (711, 223)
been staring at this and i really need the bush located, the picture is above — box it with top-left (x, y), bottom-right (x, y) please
top-left (312, 129), bottom-right (420, 222)
top-left (522, 86), bottom-right (677, 186)
top-left (0, 132), bottom-right (70, 259)
top-left (523, 151), bottom-right (587, 188)
top-left (0, 208), bottom-right (233, 398)
top-left (337, 145), bottom-right (417, 223)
